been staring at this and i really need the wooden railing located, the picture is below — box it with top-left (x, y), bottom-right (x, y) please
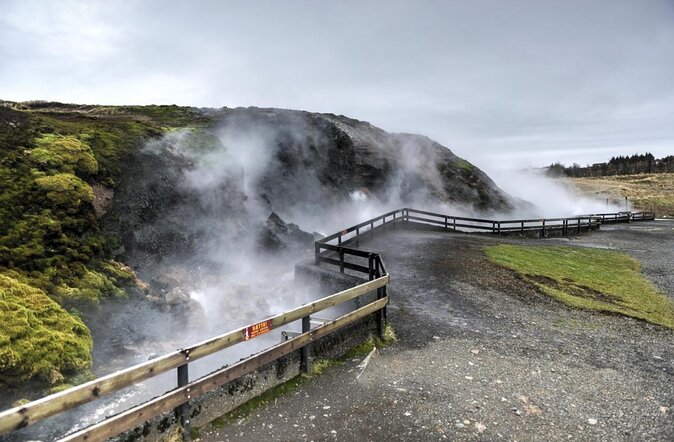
top-left (0, 206), bottom-right (655, 441)
top-left (312, 208), bottom-right (647, 273)
top-left (0, 276), bottom-right (389, 441)
top-left (581, 211), bottom-right (655, 223)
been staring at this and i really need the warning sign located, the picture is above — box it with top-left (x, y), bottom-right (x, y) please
top-left (243, 319), bottom-right (273, 340)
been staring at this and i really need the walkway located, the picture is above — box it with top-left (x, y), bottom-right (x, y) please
top-left (204, 222), bottom-right (674, 441)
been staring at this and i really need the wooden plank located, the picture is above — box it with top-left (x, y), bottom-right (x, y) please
top-left (59, 298), bottom-right (388, 442)
top-left (0, 275), bottom-right (388, 436)
top-left (317, 257), bottom-right (370, 274)
top-left (316, 243), bottom-right (372, 257)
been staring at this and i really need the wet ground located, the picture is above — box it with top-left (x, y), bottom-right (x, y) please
top-left (201, 221), bottom-right (674, 441)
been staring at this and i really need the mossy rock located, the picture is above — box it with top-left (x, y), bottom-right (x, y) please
top-left (29, 134), bottom-right (98, 177)
top-left (35, 173), bottom-right (94, 207)
top-left (0, 274), bottom-right (92, 386)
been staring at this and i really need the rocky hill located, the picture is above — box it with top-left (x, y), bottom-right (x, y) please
top-left (0, 101), bottom-right (514, 397)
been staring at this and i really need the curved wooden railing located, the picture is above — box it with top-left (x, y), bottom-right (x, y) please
top-left (0, 207), bottom-right (654, 441)
top-left (0, 272), bottom-right (389, 441)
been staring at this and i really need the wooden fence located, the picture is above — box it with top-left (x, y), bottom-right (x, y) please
top-left (0, 274), bottom-right (389, 441)
top-left (314, 208), bottom-right (655, 274)
top-left (0, 207), bottom-right (655, 441)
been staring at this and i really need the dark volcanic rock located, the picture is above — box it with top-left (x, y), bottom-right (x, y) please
top-left (102, 129), bottom-right (247, 274)
top-left (213, 108), bottom-right (512, 216)
top-left (258, 212), bottom-right (314, 252)
top-left (102, 106), bottom-right (514, 277)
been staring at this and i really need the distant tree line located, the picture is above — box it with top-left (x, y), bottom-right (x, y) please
top-left (545, 153), bottom-right (674, 177)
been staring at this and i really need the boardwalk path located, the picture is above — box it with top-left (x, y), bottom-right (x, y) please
top-left (202, 221), bottom-right (674, 441)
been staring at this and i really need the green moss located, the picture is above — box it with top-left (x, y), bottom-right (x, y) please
top-left (30, 134), bottom-right (98, 176)
top-left (311, 358), bottom-right (343, 375)
top-left (0, 274), bottom-right (92, 385)
top-left (486, 244), bottom-right (674, 328)
top-left (0, 105), bottom-right (167, 386)
top-left (214, 374), bottom-right (309, 426)
top-left (189, 426), bottom-right (200, 440)
top-left (35, 173), bottom-right (94, 207)
top-left (210, 324), bottom-right (398, 428)
top-left (457, 158), bottom-right (475, 172)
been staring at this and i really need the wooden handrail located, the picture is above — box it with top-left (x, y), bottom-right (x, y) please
top-left (0, 276), bottom-right (388, 436)
top-left (59, 298), bottom-right (388, 442)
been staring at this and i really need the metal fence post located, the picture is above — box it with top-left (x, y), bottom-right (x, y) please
top-left (177, 356), bottom-right (191, 441)
top-left (301, 316), bottom-right (311, 374)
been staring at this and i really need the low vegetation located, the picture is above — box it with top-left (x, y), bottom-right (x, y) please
top-left (546, 152), bottom-right (674, 177)
top-left (0, 275), bottom-right (92, 385)
top-left (486, 244), bottom-right (674, 329)
top-left (0, 102), bottom-right (212, 389)
top-left (567, 173), bottom-right (674, 217)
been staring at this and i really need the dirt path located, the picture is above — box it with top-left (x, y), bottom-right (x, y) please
top-left (200, 222), bottom-right (674, 441)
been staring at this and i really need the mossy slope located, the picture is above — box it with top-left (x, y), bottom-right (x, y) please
top-left (0, 275), bottom-right (92, 385)
top-left (0, 102), bottom-right (209, 388)
top-left (486, 244), bottom-right (674, 328)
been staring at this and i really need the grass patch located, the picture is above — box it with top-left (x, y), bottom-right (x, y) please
top-left (568, 173), bottom-right (674, 217)
top-left (486, 244), bottom-right (674, 328)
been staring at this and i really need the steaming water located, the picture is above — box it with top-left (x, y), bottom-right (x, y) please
top-left (4, 275), bottom-right (319, 442)
top-left (2, 119), bottom-right (625, 441)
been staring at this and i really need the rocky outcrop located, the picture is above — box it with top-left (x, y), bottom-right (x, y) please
top-left (258, 212), bottom-right (315, 252)
top-left (210, 108), bottom-right (512, 219)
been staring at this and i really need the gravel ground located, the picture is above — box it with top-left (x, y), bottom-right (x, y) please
top-left (200, 221), bottom-right (674, 441)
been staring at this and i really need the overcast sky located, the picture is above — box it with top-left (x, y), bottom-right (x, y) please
top-left (1, 0), bottom-right (673, 169)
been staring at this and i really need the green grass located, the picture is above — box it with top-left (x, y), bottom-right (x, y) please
top-left (485, 244), bottom-right (674, 329)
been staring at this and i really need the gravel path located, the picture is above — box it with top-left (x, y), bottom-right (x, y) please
top-left (200, 221), bottom-right (674, 441)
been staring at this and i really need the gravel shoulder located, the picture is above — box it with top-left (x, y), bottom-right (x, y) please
top-left (200, 221), bottom-right (674, 441)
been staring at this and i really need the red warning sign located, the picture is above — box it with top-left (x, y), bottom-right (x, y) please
top-left (243, 319), bottom-right (273, 340)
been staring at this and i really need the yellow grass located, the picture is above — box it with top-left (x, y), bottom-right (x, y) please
top-left (565, 173), bottom-right (674, 217)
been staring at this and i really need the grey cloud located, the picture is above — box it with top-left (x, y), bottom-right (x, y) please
top-left (1, 0), bottom-right (673, 169)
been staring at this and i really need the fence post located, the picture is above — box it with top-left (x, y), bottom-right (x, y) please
top-left (314, 244), bottom-right (320, 266)
top-left (371, 221), bottom-right (374, 237)
top-left (453, 217), bottom-right (456, 231)
top-left (541, 219), bottom-right (546, 237)
top-left (521, 221), bottom-right (524, 234)
top-left (356, 227), bottom-right (360, 246)
top-left (497, 221), bottom-right (501, 236)
top-left (339, 248), bottom-right (345, 273)
top-left (492, 221), bottom-right (495, 233)
top-left (177, 356), bottom-right (191, 441)
top-left (577, 218), bottom-right (581, 233)
top-left (301, 316), bottom-right (311, 374)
